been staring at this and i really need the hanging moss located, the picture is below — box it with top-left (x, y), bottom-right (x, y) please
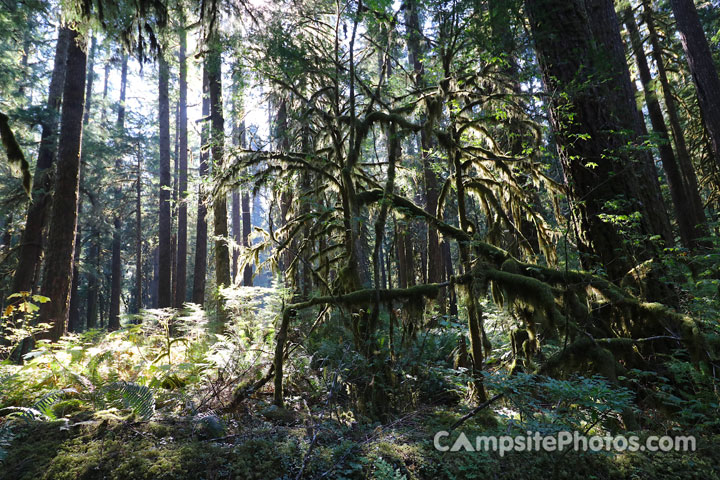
top-left (0, 111), bottom-right (31, 196)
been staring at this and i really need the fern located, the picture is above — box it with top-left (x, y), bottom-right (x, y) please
top-left (0, 406), bottom-right (44, 421)
top-left (0, 421), bottom-right (14, 463)
top-left (86, 350), bottom-right (116, 385)
top-left (101, 382), bottom-right (155, 420)
top-left (32, 389), bottom-right (77, 420)
top-left (0, 389), bottom-right (77, 422)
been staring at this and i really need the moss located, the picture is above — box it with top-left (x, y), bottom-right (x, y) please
top-left (51, 399), bottom-right (86, 418)
top-left (3, 411), bottom-right (719, 480)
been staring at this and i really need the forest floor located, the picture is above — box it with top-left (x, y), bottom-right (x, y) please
top-left (2, 396), bottom-right (719, 480)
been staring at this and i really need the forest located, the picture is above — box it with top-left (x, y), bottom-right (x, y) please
top-left (1, 0), bottom-right (720, 477)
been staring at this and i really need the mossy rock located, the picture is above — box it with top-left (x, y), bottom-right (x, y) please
top-left (50, 399), bottom-right (86, 418)
top-left (260, 405), bottom-right (296, 424)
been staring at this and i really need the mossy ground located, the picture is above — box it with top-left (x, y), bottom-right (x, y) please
top-left (2, 406), bottom-right (718, 480)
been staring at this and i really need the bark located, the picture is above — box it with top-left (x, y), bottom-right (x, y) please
top-left (299, 125), bottom-right (313, 296)
top-left (158, 53), bottom-right (172, 308)
top-left (171, 102), bottom-right (178, 304)
top-left (134, 152), bottom-right (142, 313)
top-left (669, 0), bottom-right (720, 167)
top-left (85, 240), bottom-right (99, 329)
top-left (241, 192), bottom-right (252, 286)
top-left (83, 36), bottom-right (96, 125)
top-left (208, 42), bottom-right (231, 291)
top-left (232, 191), bottom-right (240, 283)
top-left (231, 122), bottom-right (241, 283)
top-left (273, 308), bottom-right (291, 407)
top-left (642, 1), bottom-right (706, 238)
top-left (108, 219), bottom-right (122, 330)
top-left (583, 0), bottom-right (673, 247)
top-left (109, 54), bottom-right (128, 331)
top-left (525, 0), bottom-right (672, 284)
top-left (452, 128), bottom-right (487, 402)
top-left (275, 98), bottom-right (292, 274)
top-left (174, 27), bottom-right (188, 308)
top-left (395, 222), bottom-right (407, 289)
top-left (192, 66), bottom-right (210, 304)
top-left (38, 29), bottom-right (87, 341)
top-left (624, 9), bottom-right (708, 249)
top-left (67, 200), bottom-right (83, 332)
top-left (12, 26), bottom-right (70, 295)
top-left (68, 34), bottom-right (98, 331)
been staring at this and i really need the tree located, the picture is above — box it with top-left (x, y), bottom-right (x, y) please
top-left (157, 52), bottom-right (172, 308)
top-left (525, 0), bottom-right (673, 291)
top-left (207, 32), bottom-right (231, 294)
top-left (640, 0), bottom-right (707, 243)
top-left (174, 24), bottom-right (188, 308)
top-left (623, 7), bottom-right (709, 250)
top-left (109, 53), bottom-right (128, 331)
top-left (192, 66), bottom-right (210, 305)
top-left (38, 27), bottom-right (87, 341)
top-left (404, 0), bottom-right (442, 288)
top-left (669, 0), bottom-right (720, 167)
top-left (11, 26), bottom-right (70, 295)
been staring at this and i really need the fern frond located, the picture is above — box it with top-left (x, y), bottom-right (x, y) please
top-left (32, 389), bottom-right (77, 420)
top-left (102, 382), bottom-right (155, 420)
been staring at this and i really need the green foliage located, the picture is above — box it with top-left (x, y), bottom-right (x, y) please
top-left (484, 372), bottom-right (635, 433)
top-left (372, 457), bottom-right (408, 480)
top-left (100, 382), bottom-right (155, 420)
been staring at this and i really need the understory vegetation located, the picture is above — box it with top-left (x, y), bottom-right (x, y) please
top-left (2, 274), bottom-right (720, 479)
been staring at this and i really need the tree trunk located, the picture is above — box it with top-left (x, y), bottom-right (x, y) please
top-left (37, 28), bottom-right (87, 341)
top-left (624, 9), bottom-right (709, 250)
top-left (451, 130), bottom-right (487, 402)
top-left (584, 0), bottom-right (673, 247)
top-left (174, 27), bottom-right (188, 308)
top-left (208, 42), bottom-right (231, 292)
top-left (68, 201), bottom-right (83, 332)
top-left (641, 0), bottom-right (707, 248)
top-left (12, 26), bottom-right (70, 295)
top-left (102, 62), bottom-right (110, 122)
top-left (669, 0), bottom-right (720, 167)
top-left (157, 52), bottom-right (172, 308)
top-left (231, 121), bottom-right (242, 284)
top-left (134, 152), bottom-right (142, 313)
top-left (85, 240), bottom-right (99, 329)
top-left (192, 66), bottom-right (210, 304)
top-left (109, 54), bottom-right (128, 331)
top-left (232, 190), bottom-right (240, 283)
top-left (525, 0), bottom-right (671, 284)
top-left (83, 36), bottom-right (96, 125)
top-left (275, 98), bottom-right (293, 274)
top-left (404, 0), bottom-right (442, 286)
top-left (241, 191), bottom-right (252, 286)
